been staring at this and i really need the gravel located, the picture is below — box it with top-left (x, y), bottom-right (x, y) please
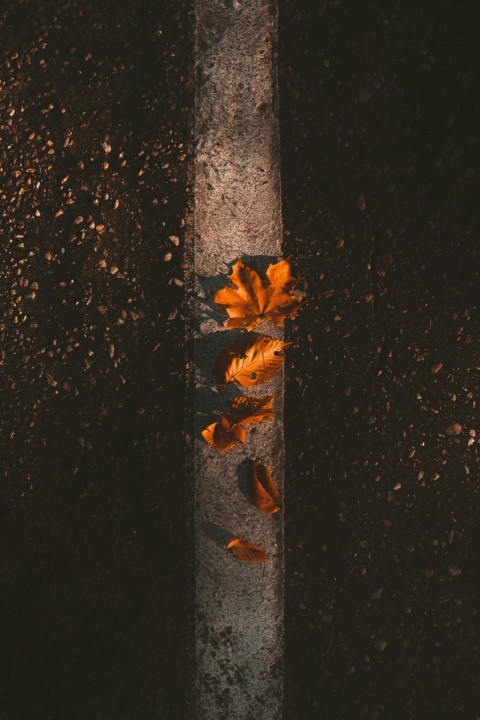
top-left (0, 2), bottom-right (194, 718)
top-left (280, 1), bottom-right (480, 718)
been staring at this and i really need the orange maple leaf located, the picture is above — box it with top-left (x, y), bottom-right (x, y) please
top-left (201, 395), bottom-right (274, 451)
top-left (214, 258), bottom-right (301, 331)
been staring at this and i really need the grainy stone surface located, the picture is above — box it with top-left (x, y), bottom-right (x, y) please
top-left (194, 1), bottom-right (284, 718)
top-left (279, 1), bottom-right (480, 718)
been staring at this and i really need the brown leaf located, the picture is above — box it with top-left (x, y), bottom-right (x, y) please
top-left (228, 395), bottom-right (274, 425)
top-left (226, 538), bottom-right (269, 563)
top-left (248, 459), bottom-right (281, 514)
top-left (201, 395), bottom-right (274, 452)
top-left (214, 258), bottom-right (301, 331)
top-left (214, 336), bottom-right (291, 387)
top-left (201, 416), bottom-right (247, 451)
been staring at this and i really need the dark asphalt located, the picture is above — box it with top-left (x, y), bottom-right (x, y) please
top-left (280, 1), bottom-right (480, 718)
top-left (1, 2), bottom-right (480, 719)
top-left (0, 2), bottom-right (194, 718)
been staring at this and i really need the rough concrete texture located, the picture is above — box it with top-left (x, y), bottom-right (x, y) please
top-left (194, 1), bottom-right (283, 718)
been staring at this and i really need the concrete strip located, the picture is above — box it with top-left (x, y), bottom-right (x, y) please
top-left (194, 1), bottom-right (284, 718)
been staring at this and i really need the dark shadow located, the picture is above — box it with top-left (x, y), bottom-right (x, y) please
top-left (237, 457), bottom-right (252, 506)
top-left (202, 522), bottom-right (235, 548)
top-left (0, 3), bottom-right (195, 719)
top-left (194, 328), bottom-right (278, 433)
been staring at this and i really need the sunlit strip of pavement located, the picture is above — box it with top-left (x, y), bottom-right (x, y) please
top-left (193, 0), bottom-right (284, 718)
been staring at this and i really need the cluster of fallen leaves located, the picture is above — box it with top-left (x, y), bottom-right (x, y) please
top-left (201, 257), bottom-right (301, 563)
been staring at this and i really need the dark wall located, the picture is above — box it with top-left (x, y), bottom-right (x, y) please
top-left (0, 2), bottom-right (194, 718)
top-left (280, 1), bottom-right (480, 718)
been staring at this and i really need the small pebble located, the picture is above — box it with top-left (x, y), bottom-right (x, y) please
top-left (446, 423), bottom-right (462, 436)
top-left (448, 564), bottom-right (462, 577)
top-left (359, 89), bottom-right (372, 103)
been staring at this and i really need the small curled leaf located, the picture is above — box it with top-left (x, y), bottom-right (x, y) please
top-left (226, 538), bottom-right (269, 563)
top-left (228, 395), bottom-right (274, 425)
top-left (201, 395), bottom-right (274, 452)
top-left (201, 417), bottom-right (246, 451)
top-left (248, 459), bottom-right (281, 514)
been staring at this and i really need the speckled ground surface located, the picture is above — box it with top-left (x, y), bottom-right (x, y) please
top-left (0, 2), bottom-right (194, 718)
top-left (280, 1), bottom-right (480, 718)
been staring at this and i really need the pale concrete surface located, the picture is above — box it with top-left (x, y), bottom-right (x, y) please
top-left (194, 1), bottom-right (284, 718)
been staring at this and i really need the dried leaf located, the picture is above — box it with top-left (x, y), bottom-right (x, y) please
top-left (226, 538), bottom-right (269, 563)
top-left (248, 459), bottom-right (281, 514)
top-left (201, 417), bottom-right (246, 451)
top-left (215, 336), bottom-right (291, 387)
top-left (201, 395), bottom-right (274, 451)
top-left (214, 258), bottom-right (301, 331)
top-left (228, 395), bottom-right (274, 425)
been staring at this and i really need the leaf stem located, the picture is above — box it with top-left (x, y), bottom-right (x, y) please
top-left (259, 320), bottom-right (266, 366)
